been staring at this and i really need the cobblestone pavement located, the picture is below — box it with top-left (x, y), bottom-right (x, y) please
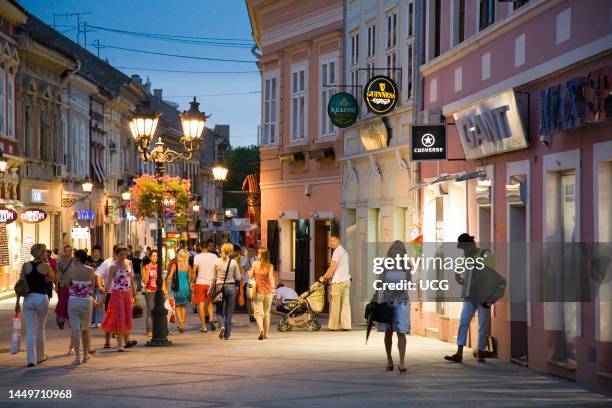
top-left (0, 296), bottom-right (610, 408)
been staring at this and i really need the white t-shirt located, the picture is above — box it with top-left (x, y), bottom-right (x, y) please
top-left (275, 286), bottom-right (298, 302)
top-left (95, 257), bottom-right (115, 280)
top-left (193, 252), bottom-right (218, 285)
top-left (331, 245), bottom-right (350, 283)
top-left (240, 255), bottom-right (258, 282)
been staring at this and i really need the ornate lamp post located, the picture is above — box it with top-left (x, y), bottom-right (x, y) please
top-left (61, 179), bottom-right (94, 207)
top-left (128, 97), bottom-right (207, 346)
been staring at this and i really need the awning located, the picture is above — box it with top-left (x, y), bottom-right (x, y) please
top-left (455, 171), bottom-right (487, 182)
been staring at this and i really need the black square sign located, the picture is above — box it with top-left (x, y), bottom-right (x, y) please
top-left (411, 125), bottom-right (447, 161)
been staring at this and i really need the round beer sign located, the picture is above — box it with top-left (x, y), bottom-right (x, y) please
top-left (327, 92), bottom-right (359, 128)
top-left (363, 75), bottom-right (398, 115)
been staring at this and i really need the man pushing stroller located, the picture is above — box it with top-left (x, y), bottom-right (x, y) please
top-left (319, 234), bottom-right (352, 331)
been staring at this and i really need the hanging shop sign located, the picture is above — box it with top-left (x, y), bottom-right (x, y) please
top-left (454, 89), bottom-right (528, 160)
top-left (77, 209), bottom-right (95, 221)
top-left (539, 66), bottom-right (611, 139)
top-left (363, 75), bottom-right (398, 115)
top-left (327, 92), bottom-right (359, 128)
top-left (71, 227), bottom-right (90, 239)
top-left (0, 207), bottom-right (17, 224)
top-left (411, 125), bottom-right (447, 161)
top-left (19, 208), bottom-right (47, 224)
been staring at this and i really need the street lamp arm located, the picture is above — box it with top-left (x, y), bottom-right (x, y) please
top-left (151, 147), bottom-right (193, 164)
top-left (61, 194), bottom-right (90, 208)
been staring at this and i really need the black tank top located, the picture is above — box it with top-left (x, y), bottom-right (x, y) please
top-left (26, 261), bottom-right (47, 295)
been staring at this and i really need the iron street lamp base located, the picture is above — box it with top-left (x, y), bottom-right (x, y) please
top-left (145, 289), bottom-right (172, 347)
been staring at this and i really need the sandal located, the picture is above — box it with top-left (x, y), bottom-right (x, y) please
top-left (444, 354), bottom-right (463, 363)
top-left (200, 327), bottom-right (207, 333)
top-left (386, 362), bottom-right (394, 371)
top-left (125, 340), bottom-right (137, 348)
top-left (103, 343), bottom-right (111, 349)
top-left (398, 365), bottom-right (407, 373)
top-left (117, 347), bottom-right (125, 352)
top-left (37, 355), bottom-right (48, 364)
top-left (71, 359), bottom-right (81, 365)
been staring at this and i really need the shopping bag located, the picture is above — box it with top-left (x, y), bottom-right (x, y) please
top-left (166, 298), bottom-right (176, 323)
top-left (10, 312), bottom-right (21, 354)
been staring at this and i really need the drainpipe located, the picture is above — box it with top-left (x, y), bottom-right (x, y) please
top-left (412, 0), bottom-right (426, 238)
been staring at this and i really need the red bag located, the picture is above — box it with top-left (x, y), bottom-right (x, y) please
top-left (168, 298), bottom-right (176, 324)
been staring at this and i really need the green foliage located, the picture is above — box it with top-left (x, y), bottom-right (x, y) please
top-left (223, 145), bottom-right (259, 217)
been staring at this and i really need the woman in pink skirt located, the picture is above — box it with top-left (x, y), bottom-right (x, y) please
top-left (100, 245), bottom-right (137, 351)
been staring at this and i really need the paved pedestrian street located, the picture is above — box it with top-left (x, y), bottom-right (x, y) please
top-left (0, 298), bottom-right (610, 408)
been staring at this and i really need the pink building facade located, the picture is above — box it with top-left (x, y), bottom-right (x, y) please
top-left (247, 0), bottom-right (343, 293)
top-left (418, 0), bottom-right (611, 391)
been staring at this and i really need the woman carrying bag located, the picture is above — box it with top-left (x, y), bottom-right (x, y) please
top-left (371, 240), bottom-right (411, 373)
top-left (250, 247), bottom-right (275, 340)
top-left (210, 243), bottom-right (241, 340)
top-left (14, 243), bottom-right (55, 367)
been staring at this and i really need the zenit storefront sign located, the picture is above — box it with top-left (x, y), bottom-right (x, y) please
top-left (411, 125), bottom-right (447, 161)
top-left (364, 75), bottom-right (398, 115)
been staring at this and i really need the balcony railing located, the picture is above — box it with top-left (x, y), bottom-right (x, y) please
top-left (21, 159), bottom-right (65, 181)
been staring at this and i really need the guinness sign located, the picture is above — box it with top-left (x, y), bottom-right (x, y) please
top-left (20, 208), bottom-right (47, 224)
top-left (411, 125), bottom-right (447, 161)
top-left (0, 207), bottom-right (17, 224)
top-left (327, 92), bottom-right (359, 128)
top-left (364, 75), bottom-right (398, 115)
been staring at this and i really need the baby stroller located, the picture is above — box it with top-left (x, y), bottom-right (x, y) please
top-left (277, 282), bottom-right (325, 332)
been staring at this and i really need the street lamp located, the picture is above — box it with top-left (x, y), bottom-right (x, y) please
top-left (192, 204), bottom-right (200, 213)
top-left (82, 179), bottom-right (94, 193)
top-left (212, 163), bottom-right (228, 183)
top-left (0, 150), bottom-right (8, 174)
top-left (121, 191), bottom-right (132, 202)
top-left (128, 96), bottom-right (207, 347)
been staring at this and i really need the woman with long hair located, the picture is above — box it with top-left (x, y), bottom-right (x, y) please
top-left (142, 250), bottom-right (165, 337)
top-left (167, 249), bottom-right (192, 333)
top-left (373, 240), bottom-right (411, 372)
top-left (250, 247), bottom-right (275, 340)
top-left (64, 250), bottom-right (96, 365)
top-left (14, 244), bottom-right (55, 367)
top-left (100, 245), bottom-right (137, 351)
top-left (212, 243), bottom-right (241, 340)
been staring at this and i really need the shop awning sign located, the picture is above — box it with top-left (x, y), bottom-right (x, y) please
top-left (327, 92), bottom-right (359, 128)
top-left (19, 208), bottom-right (47, 224)
top-left (453, 89), bottom-right (528, 160)
top-left (364, 75), bottom-right (398, 115)
top-left (0, 207), bottom-right (17, 224)
top-left (411, 125), bottom-right (447, 161)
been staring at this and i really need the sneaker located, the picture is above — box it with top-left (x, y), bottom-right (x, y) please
top-left (219, 327), bottom-right (225, 339)
top-left (125, 340), bottom-right (138, 349)
top-left (200, 327), bottom-right (207, 333)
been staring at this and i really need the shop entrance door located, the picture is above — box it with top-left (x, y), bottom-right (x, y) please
top-left (314, 219), bottom-right (331, 313)
top-left (561, 174), bottom-right (578, 362)
top-left (509, 202), bottom-right (528, 361)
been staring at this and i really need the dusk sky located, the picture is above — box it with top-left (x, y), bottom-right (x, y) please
top-left (20, 0), bottom-right (260, 146)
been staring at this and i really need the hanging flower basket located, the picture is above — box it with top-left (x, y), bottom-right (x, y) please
top-left (127, 174), bottom-right (191, 219)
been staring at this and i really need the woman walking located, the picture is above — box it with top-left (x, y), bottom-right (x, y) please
top-left (142, 250), bottom-right (165, 337)
top-left (374, 240), bottom-right (411, 372)
top-left (64, 250), bottom-right (96, 365)
top-left (55, 245), bottom-right (73, 331)
top-left (213, 243), bottom-right (241, 340)
top-left (167, 249), bottom-right (191, 333)
top-left (100, 245), bottom-right (137, 351)
top-left (14, 244), bottom-right (55, 367)
top-left (251, 247), bottom-right (275, 340)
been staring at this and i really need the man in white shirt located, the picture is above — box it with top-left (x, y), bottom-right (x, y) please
top-left (240, 245), bottom-right (258, 322)
top-left (192, 248), bottom-right (218, 331)
top-left (319, 234), bottom-right (351, 330)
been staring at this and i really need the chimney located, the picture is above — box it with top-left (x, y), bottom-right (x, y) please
top-left (131, 74), bottom-right (141, 84)
top-left (153, 89), bottom-right (163, 99)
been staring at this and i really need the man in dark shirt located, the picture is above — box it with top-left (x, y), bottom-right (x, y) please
top-left (127, 245), bottom-right (143, 292)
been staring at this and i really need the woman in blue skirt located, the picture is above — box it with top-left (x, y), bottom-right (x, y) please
top-left (167, 249), bottom-right (192, 333)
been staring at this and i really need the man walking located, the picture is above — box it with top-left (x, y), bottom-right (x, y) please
top-left (319, 234), bottom-right (351, 331)
top-left (444, 233), bottom-right (495, 363)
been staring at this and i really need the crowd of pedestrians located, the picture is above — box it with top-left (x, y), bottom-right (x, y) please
top-left (13, 237), bottom-right (318, 368)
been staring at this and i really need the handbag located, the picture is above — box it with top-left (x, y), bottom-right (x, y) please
top-left (10, 312), bottom-right (21, 354)
top-left (14, 277), bottom-right (28, 297)
top-left (171, 261), bottom-right (179, 291)
top-left (133, 302), bottom-right (144, 319)
top-left (211, 259), bottom-right (232, 305)
top-left (364, 301), bottom-right (395, 324)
